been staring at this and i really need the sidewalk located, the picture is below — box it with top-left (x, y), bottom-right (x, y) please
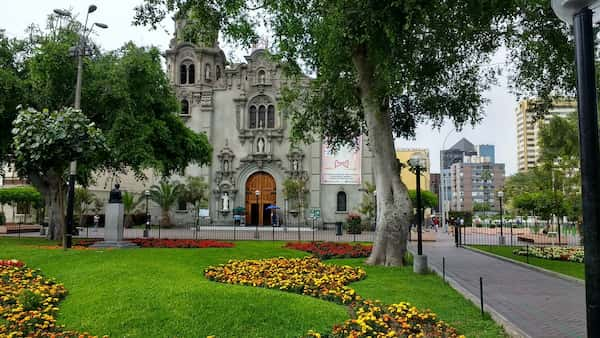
top-left (413, 234), bottom-right (585, 338)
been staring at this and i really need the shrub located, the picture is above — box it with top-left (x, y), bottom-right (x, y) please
top-left (284, 242), bottom-right (372, 259)
top-left (345, 212), bottom-right (363, 234)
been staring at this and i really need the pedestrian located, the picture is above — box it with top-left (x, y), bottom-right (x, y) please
top-left (93, 214), bottom-right (99, 230)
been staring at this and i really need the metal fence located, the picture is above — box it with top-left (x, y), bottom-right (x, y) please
top-left (455, 221), bottom-right (582, 247)
top-left (69, 224), bottom-right (378, 243)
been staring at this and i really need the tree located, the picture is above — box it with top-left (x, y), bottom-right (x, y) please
top-left (408, 190), bottom-right (439, 209)
top-left (0, 31), bottom-right (24, 163)
top-left (282, 178), bottom-right (306, 211)
top-left (182, 176), bottom-right (209, 225)
top-left (149, 180), bottom-right (184, 227)
top-left (473, 202), bottom-right (492, 213)
top-left (357, 182), bottom-right (376, 222)
top-left (74, 187), bottom-right (95, 227)
top-left (12, 107), bottom-right (106, 240)
top-left (1, 19), bottom-right (212, 240)
top-left (122, 191), bottom-right (143, 228)
top-left (135, 1), bottom-right (514, 266)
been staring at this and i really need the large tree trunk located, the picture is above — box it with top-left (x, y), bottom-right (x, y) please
top-left (29, 172), bottom-right (66, 241)
top-left (352, 46), bottom-right (412, 266)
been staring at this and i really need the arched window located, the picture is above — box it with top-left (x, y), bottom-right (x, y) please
top-left (177, 199), bottom-right (187, 211)
top-left (337, 191), bottom-right (347, 212)
top-left (180, 64), bottom-right (188, 84)
top-left (188, 64), bottom-right (195, 84)
top-left (249, 106), bottom-right (257, 129)
top-left (205, 63), bottom-right (212, 81)
top-left (216, 65), bottom-right (221, 80)
top-left (181, 99), bottom-right (189, 115)
top-left (258, 105), bottom-right (266, 128)
top-left (267, 105), bottom-right (275, 128)
top-left (258, 69), bottom-right (266, 84)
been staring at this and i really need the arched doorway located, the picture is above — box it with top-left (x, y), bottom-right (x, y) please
top-left (245, 172), bottom-right (276, 225)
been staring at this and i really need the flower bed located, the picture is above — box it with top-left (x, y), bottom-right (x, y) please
top-left (306, 300), bottom-right (462, 337)
top-left (206, 257), bottom-right (462, 337)
top-left (284, 242), bottom-right (372, 259)
top-left (0, 260), bottom-right (104, 337)
top-left (205, 257), bottom-right (364, 304)
top-left (513, 246), bottom-right (584, 263)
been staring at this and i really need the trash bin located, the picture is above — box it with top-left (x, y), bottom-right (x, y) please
top-left (335, 222), bottom-right (343, 236)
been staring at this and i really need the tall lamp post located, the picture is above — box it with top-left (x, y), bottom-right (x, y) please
top-left (409, 152), bottom-right (428, 274)
top-left (254, 190), bottom-right (260, 239)
top-left (497, 191), bottom-right (505, 245)
top-left (144, 190), bottom-right (150, 238)
top-left (552, 2), bottom-right (600, 335)
top-left (54, 5), bottom-right (107, 249)
top-left (440, 129), bottom-right (454, 233)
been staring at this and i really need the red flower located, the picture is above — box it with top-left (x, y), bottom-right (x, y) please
top-left (284, 242), bottom-right (372, 259)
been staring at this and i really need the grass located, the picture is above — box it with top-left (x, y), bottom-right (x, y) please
top-left (1, 238), bottom-right (504, 337)
top-left (470, 245), bottom-right (584, 280)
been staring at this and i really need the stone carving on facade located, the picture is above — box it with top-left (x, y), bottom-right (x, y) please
top-left (215, 140), bottom-right (238, 203)
top-left (286, 150), bottom-right (308, 180)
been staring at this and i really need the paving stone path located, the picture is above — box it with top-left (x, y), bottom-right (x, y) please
top-left (413, 234), bottom-right (585, 338)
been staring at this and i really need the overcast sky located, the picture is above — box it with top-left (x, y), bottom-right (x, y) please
top-left (1, 0), bottom-right (520, 175)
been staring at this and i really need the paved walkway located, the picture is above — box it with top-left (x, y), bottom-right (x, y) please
top-left (412, 234), bottom-right (585, 338)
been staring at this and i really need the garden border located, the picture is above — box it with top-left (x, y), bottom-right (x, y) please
top-left (407, 248), bottom-right (530, 338)
top-left (464, 246), bottom-right (584, 285)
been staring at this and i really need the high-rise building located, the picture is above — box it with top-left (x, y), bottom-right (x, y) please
top-left (516, 98), bottom-right (576, 172)
top-left (450, 160), bottom-right (505, 212)
top-left (396, 149), bottom-right (430, 191)
top-left (476, 144), bottom-right (495, 164)
top-left (440, 138), bottom-right (477, 212)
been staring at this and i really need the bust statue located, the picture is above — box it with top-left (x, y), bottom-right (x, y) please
top-left (108, 184), bottom-right (123, 203)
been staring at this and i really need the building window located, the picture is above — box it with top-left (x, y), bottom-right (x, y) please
top-left (258, 105), bottom-right (266, 128)
top-left (216, 65), bottom-right (221, 80)
top-left (181, 99), bottom-right (189, 115)
top-left (337, 191), bottom-right (347, 212)
top-left (180, 64), bottom-right (187, 84)
top-left (177, 199), bottom-right (187, 211)
top-left (267, 105), bottom-right (275, 128)
top-left (249, 106), bottom-right (257, 129)
top-left (188, 64), bottom-right (195, 84)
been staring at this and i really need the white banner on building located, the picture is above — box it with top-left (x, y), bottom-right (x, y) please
top-left (321, 136), bottom-right (362, 185)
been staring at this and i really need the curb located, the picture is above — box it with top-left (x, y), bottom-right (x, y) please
top-left (464, 246), bottom-right (584, 286)
top-left (408, 248), bottom-right (530, 338)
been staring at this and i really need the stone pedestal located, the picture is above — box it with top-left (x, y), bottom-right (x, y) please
top-left (91, 203), bottom-right (137, 249)
top-left (413, 254), bottom-right (428, 274)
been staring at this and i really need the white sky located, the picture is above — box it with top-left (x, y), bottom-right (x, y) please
top-left (1, 0), bottom-right (520, 175)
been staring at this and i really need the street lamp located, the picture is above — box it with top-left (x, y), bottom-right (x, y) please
top-left (55, 5), bottom-right (107, 249)
top-left (255, 190), bottom-right (260, 239)
top-left (497, 191), bottom-right (505, 245)
top-left (144, 190), bottom-right (150, 238)
top-left (408, 152), bottom-right (428, 274)
top-left (440, 129), bottom-right (454, 233)
top-left (552, 3), bottom-right (600, 335)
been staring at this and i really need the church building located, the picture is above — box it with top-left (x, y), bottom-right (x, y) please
top-left (91, 21), bottom-right (375, 227)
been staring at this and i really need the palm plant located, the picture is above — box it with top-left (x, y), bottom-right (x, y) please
top-left (122, 191), bottom-right (143, 228)
top-left (182, 176), bottom-right (209, 225)
top-left (149, 180), bottom-right (183, 227)
top-left (74, 187), bottom-right (95, 227)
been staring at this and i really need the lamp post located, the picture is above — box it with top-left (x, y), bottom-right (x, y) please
top-left (440, 129), bottom-right (454, 233)
top-left (55, 5), bottom-right (107, 249)
top-left (144, 190), bottom-right (150, 238)
top-left (409, 152), bottom-right (428, 274)
top-left (255, 190), bottom-right (260, 239)
top-left (552, 3), bottom-right (600, 334)
top-left (497, 191), bottom-right (505, 245)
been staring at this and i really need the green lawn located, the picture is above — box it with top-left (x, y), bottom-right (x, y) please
top-left (1, 238), bottom-right (504, 337)
top-left (470, 245), bottom-right (585, 280)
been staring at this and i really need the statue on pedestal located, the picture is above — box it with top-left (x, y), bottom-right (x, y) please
top-left (109, 184), bottom-right (122, 203)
